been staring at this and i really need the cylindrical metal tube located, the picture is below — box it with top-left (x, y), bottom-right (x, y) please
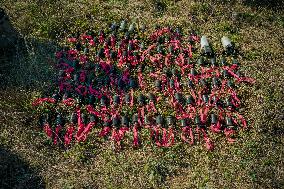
top-left (156, 115), bottom-right (163, 125)
top-left (201, 36), bottom-right (210, 48)
top-left (225, 117), bottom-right (233, 126)
top-left (194, 116), bottom-right (201, 125)
top-left (90, 114), bottom-right (96, 122)
top-left (181, 119), bottom-right (187, 127)
top-left (112, 117), bottom-right (120, 127)
top-left (166, 116), bottom-right (174, 126)
top-left (186, 95), bottom-right (194, 105)
top-left (211, 114), bottom-right (217, 124)
top-left (138, 94), bottom-right (145, 104)
top-left (221, 36), bottom-right (232, 49)
top-left (113, 95), bottom-right (120, 104)
top-left (122, 116), bottom-right (129, 126)
top-left (132, 114), bottom-right (138, 123)
top-left (71, 113), bottom-right (77, 124)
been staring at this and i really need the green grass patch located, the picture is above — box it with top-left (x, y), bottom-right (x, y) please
top-left (0, 0), bottom-right (283, 188)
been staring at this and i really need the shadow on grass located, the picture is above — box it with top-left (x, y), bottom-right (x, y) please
top-left (0, 147), bottom-right (45, 189)
top-left (211, 0), bottom-right (283, 10)
top-left (0, 36), bottom-right (58, 95)
top-left (0, 8), bottom-right (58, 91)
top-left (243, 0), bottom-right (284, 9)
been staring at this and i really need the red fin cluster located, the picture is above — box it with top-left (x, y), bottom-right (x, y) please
top-left (33, 22), bottom-right (254, 150)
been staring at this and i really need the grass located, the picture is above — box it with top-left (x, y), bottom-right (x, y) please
top-left (0, 0), bottom-right (284, 188)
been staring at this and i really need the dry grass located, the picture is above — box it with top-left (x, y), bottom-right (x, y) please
top-left (0, 0), bottom-right (283, 188)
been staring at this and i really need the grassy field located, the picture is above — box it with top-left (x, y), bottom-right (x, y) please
top-left (0, 0), bottom-right (284, 188)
